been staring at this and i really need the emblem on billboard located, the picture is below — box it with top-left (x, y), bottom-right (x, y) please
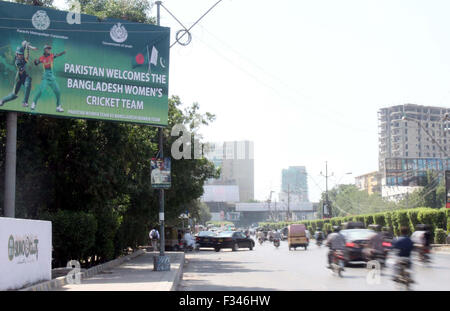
top-left (32, 10), bottom-right (50, 30)
top-left (110, 23), bottom-right (128, 43)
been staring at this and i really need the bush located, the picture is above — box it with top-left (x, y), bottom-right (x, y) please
top-left (364, 215), bottom-right (374, 227)
top-left (407, 209), bottom-right (420, 233)
top-left (323, 223), bottom-right (332, 235)
top-left (47, 210), bottom-right (98, 267)
top-left (394, 210), bottom-right (409, 236)
top-left (384, 212), bottom-right (393, 232)
top-left (373, 213), bottom-right (386, 228)
top-left (434, 228), bottom-right (447, 244)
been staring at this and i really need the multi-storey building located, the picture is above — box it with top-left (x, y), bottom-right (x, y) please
top-left (280, 166), bottom-right (309, 202)
top-left (378, 104), bottom-right (450, 200)
top-left (379, 104), bottom-right (450, 170)
top-left (204, 141), bottom-right (255, 202)
top-left (355, 171), bottom-right (382, 195)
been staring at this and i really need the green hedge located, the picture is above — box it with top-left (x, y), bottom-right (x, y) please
top-left (435, 229), bottom-right (447, 244)
top-left (259, 207), bottom-right (450, 239)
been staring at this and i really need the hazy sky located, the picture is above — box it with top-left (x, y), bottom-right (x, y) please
top-left (54, 0), bottom-right (450, 202)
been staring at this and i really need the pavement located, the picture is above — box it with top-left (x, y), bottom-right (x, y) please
top-left (51, 251), bottom-right (185, 291)
top-left (178, 239), bottom-right (450, 291)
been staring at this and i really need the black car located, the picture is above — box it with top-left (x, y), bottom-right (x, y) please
top-left (340, 229), bottom-right (376, 264)
top-left (211, 231), bottom-right (255, 252)
top-left (195, 231), bottom-right (217, 249)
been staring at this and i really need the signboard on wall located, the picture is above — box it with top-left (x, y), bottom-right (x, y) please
top-left (0, 1), bottom-right (170, 126)
top-left (0, 217), bottom-right (52, 290)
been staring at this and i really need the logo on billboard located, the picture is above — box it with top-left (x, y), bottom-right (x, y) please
top-left (32, 10), bottom-right (50, 30)
top-left (110, 23), bottom-right (128, 43)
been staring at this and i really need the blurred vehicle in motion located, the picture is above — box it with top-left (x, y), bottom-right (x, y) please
top-left (211, 231), bottom-right (255, 252)
top-left (411, 224), bottom-right (432, 264)
top-left (326, 226), bottom-right (346, 270)
top-left (195, 231), bottom-right (218, 249)
top-left (330, 250), bottom-right (345, 277)
top-left (392, 226), bottom-right (415, 290)
top-left (363, 224), bottom-right (388, 268)
top-left (315, 229), bottom-right (325, 247)
top-left (273, 230), bottom-right (281, 248)
top-left (340, 228), bottom-right (378, 265)
top-left (281, 227), bottom-right (288, 241)
top-left (288, 224), bottom-right (309, 250)
top-left (183, 230), bottom-right (198, 252)
top-left (341, 221), bottom-right (365, 230)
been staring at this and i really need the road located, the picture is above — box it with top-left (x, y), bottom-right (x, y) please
top-left (178, 239), bottom-right (450, 291)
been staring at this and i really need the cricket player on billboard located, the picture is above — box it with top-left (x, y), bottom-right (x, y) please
top-left (31, 44), bottom-right (66, 112)
top-left (0, 41), bottom-right (37, 108)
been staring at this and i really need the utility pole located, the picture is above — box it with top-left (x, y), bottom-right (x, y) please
top-left (321, 161), bottom-right (333, 219)
top-left (287, 184), bottom-right (290, 221)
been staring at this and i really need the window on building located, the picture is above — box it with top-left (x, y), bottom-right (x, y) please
top-left (406, 152), bottom-right (408, 156)
top-left (405, 129), bottom-right (408, 134)
top-left (406, 144), bottom-right (408, 149)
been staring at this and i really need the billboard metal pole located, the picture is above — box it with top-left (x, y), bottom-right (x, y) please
top-left (153, 1), bottom-right (170, 271)
top-left (4, 112), bottom-right (17, 218)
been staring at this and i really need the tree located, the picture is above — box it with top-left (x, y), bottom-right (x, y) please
top-left (318, 184), bottom-right (396, 218)
top-left (396, 170), bottom-right (445, 209)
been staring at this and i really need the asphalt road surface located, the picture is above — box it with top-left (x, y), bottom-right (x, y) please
top-left (178, 239), bottom-right (450, 291)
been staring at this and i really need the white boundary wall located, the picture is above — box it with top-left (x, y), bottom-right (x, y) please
top-left (0, 217), bottom-right (52, 290)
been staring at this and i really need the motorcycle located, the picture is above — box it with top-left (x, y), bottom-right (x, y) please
top-left (182, 240), bottom-right (198, 252)
top-left (330, 250), bottom-right (345, 277)
top-left (258, 237), bottom-right (264, 245)
top-left (393, 257), bottom-right (414, 290)
top-left (417, 245), bottom-right (431, 264)
top-left (316, 239), bottom-right (323, 247)
top-left (273, 238), bottom-right (280, 248)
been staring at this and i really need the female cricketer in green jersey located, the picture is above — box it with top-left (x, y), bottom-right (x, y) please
top-left (0, 41), bottom-right (37, 108)
top-left (32, 45), bottom-right (66, 112)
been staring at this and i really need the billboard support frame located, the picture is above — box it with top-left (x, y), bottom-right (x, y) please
top-left (153, 1), bottom-right (170, 272)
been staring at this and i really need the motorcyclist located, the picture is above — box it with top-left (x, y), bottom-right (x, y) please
top-left (411, 224), bottom-right (432, 261)
top-left (256, 230), bottom-right (265, 242)
top-left (272, 230), bottom-right (281, 240)
top-left (392, 226), bottom-right (414, 282)
top-left (325, 226), bottom-right (346, 269)
top-left (315, 228), bottom-right (324, 243)
top-left (364, 224), bottom-right (384, 262)
top-left (183, 229), bottom-right (196, 250)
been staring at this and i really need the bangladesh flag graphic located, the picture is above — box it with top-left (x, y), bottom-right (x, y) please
top-left (132, 45), bottom-right (158, 71)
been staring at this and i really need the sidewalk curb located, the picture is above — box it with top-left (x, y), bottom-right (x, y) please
top-left (20, 249), bottom-right (145, 291)
top-left (170, 252), bottom-right (185, 291)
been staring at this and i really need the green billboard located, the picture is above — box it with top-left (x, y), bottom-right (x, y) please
top-left (0, 1), bottom-right (170, 126)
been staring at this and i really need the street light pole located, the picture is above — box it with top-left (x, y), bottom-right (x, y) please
top-left (320, 161), bottom-right (333, 219)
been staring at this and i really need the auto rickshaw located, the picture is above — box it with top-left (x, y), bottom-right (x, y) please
top-left (288, 224), bottom-right (309, 250)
